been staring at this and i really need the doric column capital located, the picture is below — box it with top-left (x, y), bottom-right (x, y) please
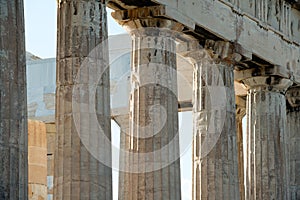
top-left (120, 18), bottom-right (184, 35)
top-left (112, 6), bottom-right (184, 35)
top-left (286, 86), bottom-right (300, 108)
top-left (235, 65), bottom-right (293, 93)
top-left (240, 76), bottom-right (293, 93)
top-left (179, 39), bottom-right (242, 67)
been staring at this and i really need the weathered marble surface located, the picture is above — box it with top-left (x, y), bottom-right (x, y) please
top-left (183, 41), bottom-right (240, 200)
top-left (54, 0), bottom-right (112, 199)
top-left (286, 87), bottom-right (300, 200)
top-left (114, 115), bottom-right (130, 200)
top-left (236, 96), bottom-right (246, 200)
top-left (241, 76), bottom-right (292, 200)
top-left (113, 13), bottom-right (183, 199)
top-left (109, 1), bottom-right (300, 82)
top-left (0, 0), bottom-right (28, 199)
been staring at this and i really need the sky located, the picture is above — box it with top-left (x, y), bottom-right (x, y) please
top-left (24, 1), bottom-right (193, 199)
top-left (24, 0), bottom-right (126, 58)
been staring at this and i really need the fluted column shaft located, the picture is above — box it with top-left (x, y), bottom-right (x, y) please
top-left (236, 96), bottom-right (246, 200)
top-left (186, 41), bottom-right (240, 200)
top-left (114, 16), bottom-right (183, 200)
top-left (242, 76), bottom-right (292, 200)
top-left (286, 87), bottom-right (300, 200)
top-left (0, 0), bottom-right (28, 199)
top-left (114, 115), bottom-right (130, 199)
top-left (54, 0), bottom-right (112, 199)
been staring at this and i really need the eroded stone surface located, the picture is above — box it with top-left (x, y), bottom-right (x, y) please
top-left (184, 41), bottom-right (240, 200)
top-left (0, 0), bottom-right (28, 199)
top-left (114, 115), bottom-right (131, 199)
top-left (109, 0), bottom-right (300, 78)
top-left (54, 0), bottom-right (112, 199)
top-left (286, 87), bottom-right (300, 200)
top-left (242, 76), bottom-right (292, 200)
top-left (113, 15), bottom-right (183, 200)
top-left (236, 96), bottom-right (246, 200)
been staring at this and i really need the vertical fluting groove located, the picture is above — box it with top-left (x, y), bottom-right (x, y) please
top-left (245, 89), bottom-right (289, 200)
top-left (116, 115), bottom-right (131, 200)
top-left (118, 24), bottom-right (182, 200)
top-left (192, 57), bottom-right (239, 200)
top-left (286, 92), bottom-right (300, 200)
top-left (0, 0), bottom-right (28, 199)
top-left (236, 98), bottom-right (246, 200)
top-left (54, 0), bottom-right (112, 199)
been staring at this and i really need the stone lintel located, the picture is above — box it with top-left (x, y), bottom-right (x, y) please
top-left (111, 0), bottom-right (300, 79)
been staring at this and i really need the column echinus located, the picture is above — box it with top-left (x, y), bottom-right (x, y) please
top-left (236, 68), bottom-right (293, 200)
top-left (0, 0), bottom-right (28, 199)
top-left (183, 40), bottom-right (241, 200)
top-left (286, 86), bottom-right (300, 199)
top-left (112, 7), bottom-right (183, 200)
top-left (54, 0), bottom-right (112, 199)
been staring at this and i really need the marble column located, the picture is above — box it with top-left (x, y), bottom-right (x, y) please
top-left (28, 120), bottom-right (47, 200)
top-left (113, 14), bottom-right (183, 199)
top-left (286, 86), bottom-right (300, 199)
top-left (241, 76), bottom-right (292, 200)
top-left (0, 0), bottom-right (28, 199)
top-left (113, 115), bottom-right (130, 200)
top-left (54, 0), bottom-right (112, 199)
top-left (185, 41), bottom-right (240, 200)
top-left (236, 96), bottom-right (246, 200)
